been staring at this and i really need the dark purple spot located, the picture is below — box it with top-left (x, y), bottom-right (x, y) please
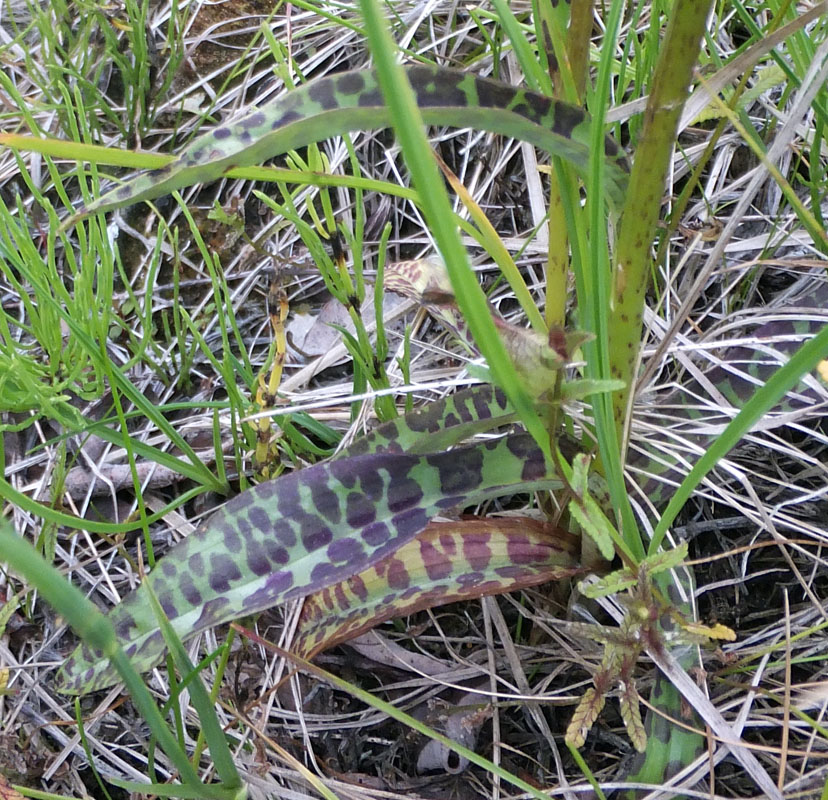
top-left (158, 592), bottom-right (177, 618)
top-left (251, 477), bottom-right (280, 502)
top-left (504, 434), bottom-right (547, 480)
top-left (330, 458), bottom-right (358, 489)
top-left (390, 506), bottom-right (429, 539)
top-left (463, 536), bottom-right (492, 570)
top-left (438, 531), bottom-right (457, 553)
top-left (414, 66), bottom-right (465, 106)
top-left (429, 445), bottom-right (483, 494)
top-left (349, 574), bottom-right (368, 601)
top-left (456, 397), bottom-right (475, 423)
top-left (247, 504), bottom-right (270, 531)
top-left (195, 596), bottom-right (230, 628)
top-left (333, 583), bottom-right (349, 611)
top-left (407, 402), bottom-right (443, 433)
top-left (336, 71), bottom-right (365, 95)
top-left (272, 109), bottom-right (301, 129)
top-left (302, 527), bottom-right (333, 552)
top-left (180, 575), bottom-right (203, 606)
top-left (494, 565), bottom-right (525, 579)
top-left (345, 491), bottom-right (376, 527)
top-left (327, 536), bottom-right (363, 565)
top-left (359, 468), bottom-right (384, 500)
top-left (551, 102), bottom-right (585, 140)
top-left (385, 473), bottom-right (424, 512)
top-left (222, 525), bottom-right (241, 553)
top-left (311, 481), bottom-right (341, 525)
top-left (214, 127), bottom-right (231, 140)
top-left (473, 388), bottom-right (495, 420)
top-left (235, 516), bottom-right (252, 539)
top-left (341, 438), bottom-right (369, 456)
top-left (308, 78), bottom-right (337, 109)
top-left (266, 570), bottom-right (293, 595)
top-left (310, 560), bottom-right (339, 584)
top-left (133, 630), bottom-right (163, 659)
top-left (605, 138), bottom-right (624, 162)
top-left (358, 88), bottom-right (383, 107)
top-left (263, 540), bottom-right (289, 565)
top-left (362, 521), bottom-right (391, 546)
top-left (229, 490), bottom-right (255, 511)
top-left (458, 571), bottom-right (484, 587)
top-left (475, 75), bottom-right (522, 113)
top-left (239, 111), bottom-right (265, 130)
top-left (160, 560), bottom-right (177, 578)
top-left (507, 535), bottom-right (543, 564)
top-left (525, 94), bottom-right (556, 123)
top-left (272, 519), bottom-right (297, 547)
top-left (386, 558), bottom-right (409, 589)
top-left (114, 614), bottom-right (139, 638)
top-left (208, 554), bottom-right (243, 593)
top-left (189, 551), bottom-right (205, 577)
top-left (245, 538), bottom-right (272, 576)
top-left (422, 538), bottom-right (452, 581)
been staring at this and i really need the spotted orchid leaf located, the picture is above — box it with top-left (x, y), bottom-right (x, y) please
top-left (56, 431), bottom-right (561, 694)
top-left (341, 384), bottom-right (518, 458)
top-left (63, 65), bottom-right (629, 228)
top-left (292, 517), bottom-right (581, 659)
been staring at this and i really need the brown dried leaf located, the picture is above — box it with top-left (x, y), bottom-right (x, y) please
top-left (0, 773), bottom-right (24, 800)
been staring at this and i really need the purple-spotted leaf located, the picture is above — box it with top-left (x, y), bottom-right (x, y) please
top-left (340, 384), bottom-right (519, 458)
top-left (293, 517), bottom-right (580, 659)
top-left (62, 65), bottom-right (630, 227)
top-left (57, 432), bottom-right (560, 694)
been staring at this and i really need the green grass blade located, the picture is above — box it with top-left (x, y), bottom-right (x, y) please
top-left (0, 519), bottom-right (212, 793)
top-left (650, 320), bottom-right (828, 553)
top-left (358, 0), bottom-right (552, 460)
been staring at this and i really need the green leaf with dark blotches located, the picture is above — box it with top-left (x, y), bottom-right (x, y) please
top-left (61, 65), bottom-right (629, 228)
top-left (293, 517), bottom-right (581, 658)
top-left (57, 432), bottom-right (560, 694)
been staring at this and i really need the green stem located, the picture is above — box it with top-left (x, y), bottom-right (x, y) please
top-left (609, 0), bottom-right (715, 442)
